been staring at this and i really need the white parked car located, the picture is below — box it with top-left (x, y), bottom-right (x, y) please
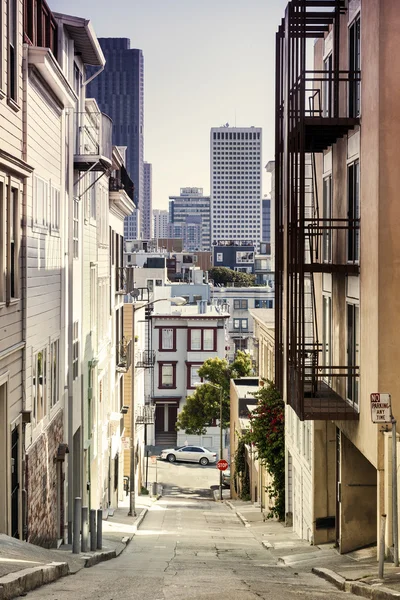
top-left (160, 446), bottom-right (217, 466)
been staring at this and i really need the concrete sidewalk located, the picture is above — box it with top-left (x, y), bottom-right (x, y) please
top-left (0, 495), bottom-right (154, 600)
top-left (226, 498), bottom-right (400, 600)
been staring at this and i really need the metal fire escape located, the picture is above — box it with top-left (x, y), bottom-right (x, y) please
top-left (275, 0), bottom-right (361, 421)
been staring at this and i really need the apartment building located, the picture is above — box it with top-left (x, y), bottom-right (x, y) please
top-left (0, 0), bottom-right (34, 540)
top-left (210, 126), bottom-right (262, 249)
top-left (153, 209), bottom-right (169, 240)
top-left (152, 302), bottom-right (229, 452)
top-left (276, 0), bottom-right (400, 553)
top-left (168, 188), bottom-right (211, 252)
top-left (211, 286), bottom-right (274, 362)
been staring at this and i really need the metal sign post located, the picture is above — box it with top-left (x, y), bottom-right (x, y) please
top-left (371, 393), bottom-right (398, 567)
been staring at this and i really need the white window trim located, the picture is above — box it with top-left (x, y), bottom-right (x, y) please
top-left (33, 175), bottom-right (49, 231)
top-left (50, 182), bottom-right (60, 235)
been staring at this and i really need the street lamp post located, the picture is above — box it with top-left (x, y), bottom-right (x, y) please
top-left (128, 294), bottom-right (187, 518)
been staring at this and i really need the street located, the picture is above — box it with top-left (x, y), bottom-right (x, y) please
top-left (25, 462), bottom-right (350, 600)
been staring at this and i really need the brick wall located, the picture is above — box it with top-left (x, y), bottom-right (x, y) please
top-left (26, 410), bottom-right (64, 547)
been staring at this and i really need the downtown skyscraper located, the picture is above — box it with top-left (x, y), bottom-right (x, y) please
top-left (143, 162), bottom-right (153, 239)
top-left (210, 127), bottom-right (262, 248)
top-left (87, 38), bottom-right (144, 239)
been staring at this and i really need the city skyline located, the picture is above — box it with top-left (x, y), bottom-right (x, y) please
top-left (49, 0), bottom-right (287, 210)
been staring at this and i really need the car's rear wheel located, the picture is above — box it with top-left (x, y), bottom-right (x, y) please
top-left (167, 453), bottom-right (176, 463)
top-left (199, 457), bottom-right (209, 466)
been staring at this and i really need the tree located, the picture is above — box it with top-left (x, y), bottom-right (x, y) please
top-left (176, 351), bottom-right (253, 435)
top-left (247, 380), bottom-right (285, 520)
top-left (208, 267), bottom-right (255, 287)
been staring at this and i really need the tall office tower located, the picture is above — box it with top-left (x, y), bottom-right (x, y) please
top-left (153, 209), bottom-right (169, 239)
top-left (210, 127), bottom-right (262, 248)
top-left (168, 187), bottom-right (211, 251)
top-left (87, 38), bottom-right (144, 239)
top-left (143, 162), bottom-right (153, 239)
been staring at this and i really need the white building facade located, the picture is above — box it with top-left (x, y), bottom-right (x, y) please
top-left (210, 127), bottom-right (262, 249)
top-left (168, 187), bottom-right (211, 251)
top-left (153, 209), bottom-right (169, 240)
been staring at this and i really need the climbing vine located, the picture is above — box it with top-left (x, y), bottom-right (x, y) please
top-left (233, 436), bottom-right (251, 501)
top-left (248, 380), bottom-right (285, 521)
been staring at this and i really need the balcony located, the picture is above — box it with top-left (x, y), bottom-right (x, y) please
top-left (109, 165), bottom-right (135, 205)
top-left (116, 266), bottom-right (134, 295)
top-left (116, 338), bottom-right (132, 373)
top-left (135, 350), bottom-right (156, 369)
top-left (135, 405), bottom-right (155, 425)
top-left (74, 112), bottom-right (112, 171)
top-left (288, 344), bottom-right (359, 421)
top-left (304, 217), bottom-right (360, 274)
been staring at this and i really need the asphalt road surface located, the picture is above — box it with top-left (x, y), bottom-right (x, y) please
top-left (26, 461), bottom-right (351, 600)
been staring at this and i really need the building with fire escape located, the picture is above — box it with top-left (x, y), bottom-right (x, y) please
top-left (276, 0), bottom-right (400, 554)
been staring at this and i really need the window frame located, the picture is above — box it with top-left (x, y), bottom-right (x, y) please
top-left (6, 180), bottom-right (20, 303)
top-left (347, 160), bottom-right (360, 263)
top-left (50, 338), bottom-right (59, 409)
top-left (73, 321), bottom-right (79, 380)
top-left (233, 318), bottom-right (248, 331)
top-left (346, 301), bottom-right (359, 407)
top-left (159, 327), bottom-right (177, 352)
top-left (7, 0), bottom-right (18, 106)
top-left (50, 182), bottom-right (60, 234)
top-left (188, 328), bottom-right (217, 352)
top-left (33, 346), bottom-right (47, 424)
top-left (348, 14), bottom-right (361, 118)
top-left (158, 361), bottom-right (177, 389)
top-left (233, 299), bottom-right (248, 310)
top-left (186, 362), bottom-right (203, 389)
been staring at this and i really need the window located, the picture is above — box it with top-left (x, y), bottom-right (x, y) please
top-left (188, 328), bottom-right (216, 351)
top-left (1, 182), bottom-right (20, 303)
top-left (90, 264), bottom-right (97, 332)
top-left (73, 198), bottom-right (79, 258)
top-left (233, 318), bottom-right (248, 331)
top-left (216, 252), bottom-right (223, 262)
top-left (347, 161), bottom-right (360, 262)
top-left (73, 321), bottom-right (79, 380)
top-left (8, 0), bottom-right (17, 103)
top-left (254, 299), bottom-right (273, 309)
top-left (347, 303), bottom-right (359, 406)
top-left (349, 15), bottom-right (361, 118)
top-left (89, 173), bottom-right (96, 221)
top-left (160, 328), bottom-right (175, 351)
top-left (187, 364), bottom-right (202, 389)
top-left (155, 279), bottom-right (162, 287)
top-left (34, 176), bottom-right (48, 229)
top-left (159, 362), bottom-right (176, 389)
top-left (323, 54), bottom-right (333, 117)
top-left (50, 184), bottom-right (60, 233)
top-left (33, 347), bottom-right (47, 423)
top-left (50, 339), bottom-right (59, 408)
top-left (322, 295), bottom-right (332, 385)
top-left (322, 176), bottom-right (332, 263)
top-left (234, 299), bottom-right (248, 309)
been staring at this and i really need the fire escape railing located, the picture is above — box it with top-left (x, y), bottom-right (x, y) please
top-left (275, 0), bottom-right (360, 421)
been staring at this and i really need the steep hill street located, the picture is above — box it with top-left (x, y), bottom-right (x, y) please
top-left (25, 462), bottom-right (351, 600)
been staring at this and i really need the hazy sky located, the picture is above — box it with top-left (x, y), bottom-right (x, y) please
top-left (50, 0), bottom-right (288, 209)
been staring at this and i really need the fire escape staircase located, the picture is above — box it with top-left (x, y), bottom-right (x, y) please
top-left (276, 0), bottom-right (361, 421)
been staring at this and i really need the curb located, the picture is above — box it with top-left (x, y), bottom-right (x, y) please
top-left (0, 562), bottom-right (69, 600)
top-left (133, 507), bottom-right (148, 532)
top-left (224, 501), bottom-right (250, 527)
top-left (312, 567), bottom-right (346, 591)
top-left (84, 549), bottom-right (116, 568)
top-left (0, 506), bottom-right (151, 600)
top-left (313, 567), bottom-right (400, 600)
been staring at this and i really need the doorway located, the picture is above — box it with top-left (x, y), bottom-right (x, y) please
top-left (155, 403), bottom-right (178, 446)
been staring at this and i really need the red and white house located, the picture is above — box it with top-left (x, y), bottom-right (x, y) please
top-left (151, 302), bottom-right (229, 452)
